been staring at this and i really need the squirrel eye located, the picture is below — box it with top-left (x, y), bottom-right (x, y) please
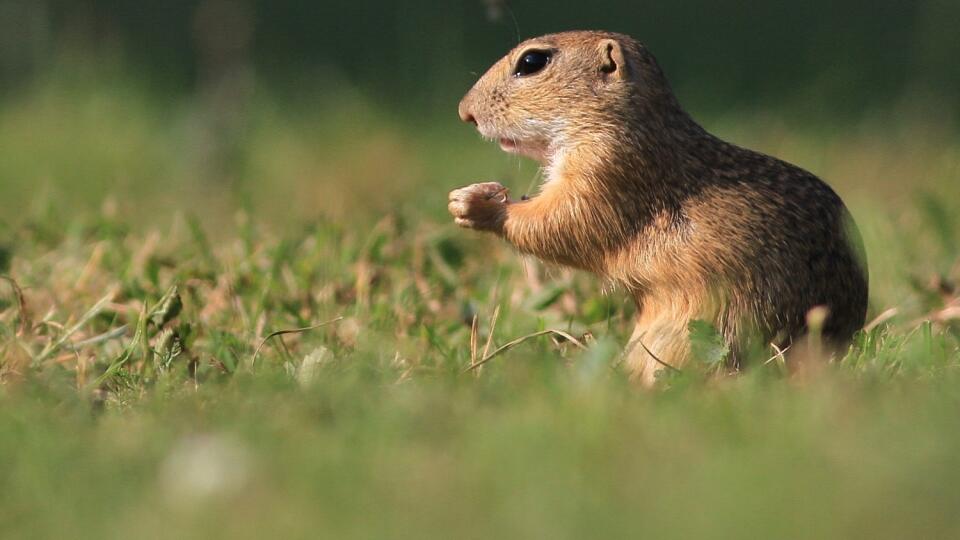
top-left (514, 50), bottom-right (551, 77)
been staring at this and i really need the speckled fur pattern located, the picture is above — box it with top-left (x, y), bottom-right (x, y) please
top-left (449, 31), bottom-right (868, 385)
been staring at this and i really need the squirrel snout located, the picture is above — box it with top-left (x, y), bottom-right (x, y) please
top-left (459, 108), bottom-right (477, 126)
top-left (458, 96), bottom-right (478, 126)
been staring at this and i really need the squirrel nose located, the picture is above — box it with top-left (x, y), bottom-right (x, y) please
top-left (460, 110), bottom-right (477, 126)
top-left (458, 97), bottom-right (478, 125)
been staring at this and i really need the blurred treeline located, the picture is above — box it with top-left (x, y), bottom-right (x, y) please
top-left (0, 0), bottom-right (957, 121)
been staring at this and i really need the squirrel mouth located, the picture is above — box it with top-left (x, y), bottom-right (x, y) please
top-left (492, 133), bottom-right (548, 163)
top-left (498, 138), bottom-right (519, 152)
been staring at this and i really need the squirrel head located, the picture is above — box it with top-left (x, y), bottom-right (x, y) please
top-left (458, 31), bottom-right (680, 167)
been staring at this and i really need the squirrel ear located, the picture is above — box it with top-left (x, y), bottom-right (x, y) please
top-left (598, 39), bottom-right (627, 80)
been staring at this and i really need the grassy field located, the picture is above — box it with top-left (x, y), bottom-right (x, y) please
top-left (1, 69), bottom-right (959, 539)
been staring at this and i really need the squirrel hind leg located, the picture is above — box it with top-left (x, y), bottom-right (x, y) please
top-left (623, 321), bottom-right (692, 386)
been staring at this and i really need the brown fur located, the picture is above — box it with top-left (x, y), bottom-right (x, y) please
top-left (449, 31), bottom-right (868, 385)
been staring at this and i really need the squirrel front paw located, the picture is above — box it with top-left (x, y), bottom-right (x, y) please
top-left (448, 182), bottom-right (510, 232)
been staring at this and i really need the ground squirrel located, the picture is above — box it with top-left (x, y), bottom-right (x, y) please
top-left (449, 30), bottom-right (868, 384)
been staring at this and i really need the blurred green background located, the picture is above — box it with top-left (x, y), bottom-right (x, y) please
top-left (2, 2), bottom-right (960, 539)
top-left (3, 0), bottom-right (959, 113)
top-left (0, 0), bottom-right (957, 225)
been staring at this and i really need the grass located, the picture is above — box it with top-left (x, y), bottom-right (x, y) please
top-left (1, 68), bottom-right (959, 539)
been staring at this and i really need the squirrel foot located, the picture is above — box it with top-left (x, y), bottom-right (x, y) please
top-left (448, 182), bottom-right (510, 232)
